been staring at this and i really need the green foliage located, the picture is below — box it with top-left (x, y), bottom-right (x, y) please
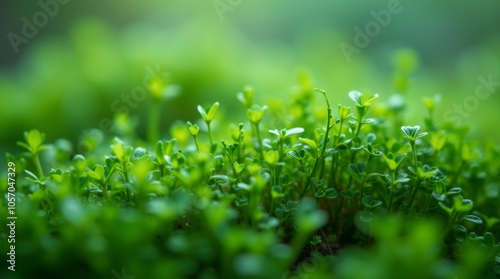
top-left (1, 75), bottom-right (499, 279)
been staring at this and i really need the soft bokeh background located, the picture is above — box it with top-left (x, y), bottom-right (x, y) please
top-left (1, 0), bottom-right (500, 155)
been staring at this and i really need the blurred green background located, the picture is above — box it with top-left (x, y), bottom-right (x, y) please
top-left (1, 0), bottom-right (500, 155)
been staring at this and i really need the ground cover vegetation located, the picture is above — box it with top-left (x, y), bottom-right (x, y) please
top-left (1, 61), bottom-right (499, 279)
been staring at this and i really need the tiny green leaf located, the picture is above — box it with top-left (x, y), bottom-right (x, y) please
top-left (17, 129), bottom-right (48, 154)
top-left (299, 137), bottom-right (318, 151)
top-left (464, 215), bottom-right (483, 224)
top-left (338, 105), bottom-right (351, 120)
top-left (233, 162), bottom-right (244, 174)
top-left (197, 105), bottom-right (207, 119)
top-left (341, 190), bottom-right (354, 199)
top-left (155, 140), bottom-right (165, 163)
top-left (271, 185), bottom-right (284, 198)
top-left (452, 224), bottom-right (468, 242)
top-left (87, 165), bottom-right (105, 182)
top-left (285, 127), bottom-right (305, 137)
top-left (209, 175), bottom-right (231, 188)
top-left (359, 211), bottom-right (374, 222)
top-left (447, 187), bottom-right (462, 195)
top-left (453, 195), bottom-right (474, 213)
top-left (401, 125), bottom-right (422, 141)
top-left (430, 131), bottom-right (447, 151)
top-left (383, 152), bottom-right (406, 171)
top-left (288, 151), bottom-right (302, 161)
top-left (348, 90), bottom-right (363, 106)
top-left (247, 104), bottom-right (267, 124)
top-left (187, 121), bottom-right (199, 136)
top-left (432, 191), bottom-right (446, 201)
top-left (264, 150), bottom-right (280, 166)
top-left (315, 190), bottom-right (325, 198)
top-left (325, 188), bottom-right (338, 199)
top-left (207, 102), bottom-right (219, 122)
top-left (24, 170), bottom-right (39, 181)
top-left (483, 232), bottom-right (495, 247)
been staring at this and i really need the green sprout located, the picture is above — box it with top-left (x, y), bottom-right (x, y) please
top-left (401, 125), bottom-right (428, 166)
top-left (299, 88), bottom-right (334, 197)
top-left (401, 125), bottom-right (429, 215)
top-left (17, 129), bottom-right (48, 180)
top-left (187, 121), bottom-right (200, 152)
top-left (198, 101), bottom-right (220, 151)
top-left (247, 104), bottom-right (267, 160)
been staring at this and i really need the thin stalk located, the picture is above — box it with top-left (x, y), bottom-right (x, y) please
top-left (406, 140), bottom-right (420, 215)
top-left (278, 138), bottom-right (284, 160)
top-left (301, 158), bottom-right (321, 197)
top-left (237, 131), bottom-right (244, 163)
top-left (148, 100), bottom-right (161, 144)
top-left (253, 122), bottom-right (263, 160)
top-left (407, 184), bottom-right (420, 215)
top-left (301, 91), bottom-right (332, 197)
top-left (440, 213), bottom-right (456, 238)
top-left (331, 120), bottom-right (344, 189)
top-left (193, 136), bottom-right (200, 152)
top-left (318, 117), bottom-right (333, 181)
top-left (225, 148), bottom-right (241, 184)
top-left (274, 139), bottom-right (284, 184)
top-left (272, 167), bottom-right (278, 187)
top-left (346, 121), bottom-right (363, 188)
top-left (410, 141), bottom-right (418, 167)
top-left (123, 164), bottom-right (131, 202)
top-left (353, 119), bottom-right (363, 143)
top-left (318, 160), bottom-right (327, 185)
top-left (387, 189), bottom-right (395, 214)
top-left (207, 122), bottom-right (214, 147)
top-left (33, 153), bottom-right (45, 180)
top-left (158, 163), bottom-right (165, 177)
top-left (359, 173), bottom-right (368, 202)
top-left (318, 90), bottom-right (333, 163)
